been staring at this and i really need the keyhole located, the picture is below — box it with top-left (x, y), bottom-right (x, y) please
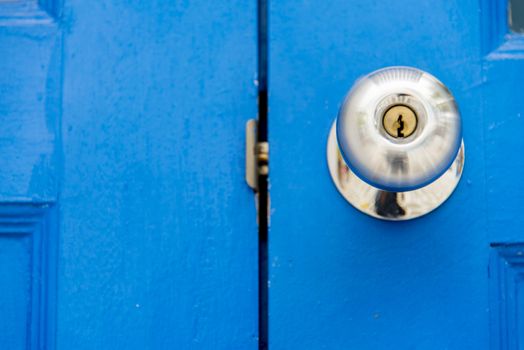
top-left (382, 105), bottom-right (418, 139)
top-left (397, 115), bottom-right (405, 138)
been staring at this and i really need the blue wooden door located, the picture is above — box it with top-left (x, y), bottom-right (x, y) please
top-left (0, 1), bottom-right (257, 349)
top-left (269, 0), bottom-right (524, 348)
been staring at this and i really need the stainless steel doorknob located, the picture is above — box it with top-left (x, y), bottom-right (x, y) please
top-left (327, 67), bottom-right (464, 220)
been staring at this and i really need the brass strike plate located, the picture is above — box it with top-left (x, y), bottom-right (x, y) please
top-left (245, 119), bottom-right (257, 190)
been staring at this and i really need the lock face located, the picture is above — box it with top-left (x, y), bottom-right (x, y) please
top-left (327, 66), bottom-right (464, 220)
top-left (382, 105), bottom-right (417, 138)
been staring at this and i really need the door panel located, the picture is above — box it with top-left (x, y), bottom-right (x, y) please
top-left (269, 0), bottom-right (504, 348)
top-left (483, 2), bottom-right (524, 348)
top-left (58, 1), bottom-right (258, 348)
top-left (0, 2), bottom-right (59, 349)
top-left (0, 1), bottom-right (258, 349)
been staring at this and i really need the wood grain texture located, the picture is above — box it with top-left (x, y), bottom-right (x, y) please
top-left (57, 1), bottom-right (258, 349)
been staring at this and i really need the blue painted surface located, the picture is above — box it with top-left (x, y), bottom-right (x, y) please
top-left (58, 1), bottom-right (258, 349)
top-left (0, 3), bottom-right (59, 348)
top-left (0, 0), bottom-right (258, 348)
top-left (0, 205), bottom-right (56, 349)
top-left (269, 0), bottom-right (523, 348)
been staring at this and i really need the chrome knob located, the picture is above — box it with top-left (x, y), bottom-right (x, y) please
top-left (327, 67), bottom-right (464, 220)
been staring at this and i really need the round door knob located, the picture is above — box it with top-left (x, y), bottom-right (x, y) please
top-left (327, 67), bottom-right (464, 220)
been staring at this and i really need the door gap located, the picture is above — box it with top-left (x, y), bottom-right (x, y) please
top-left (257, 0), bottom-right (268, 348)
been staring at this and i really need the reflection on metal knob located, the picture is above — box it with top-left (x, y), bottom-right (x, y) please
top-left (327, 67), bottom-right (464, 220)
